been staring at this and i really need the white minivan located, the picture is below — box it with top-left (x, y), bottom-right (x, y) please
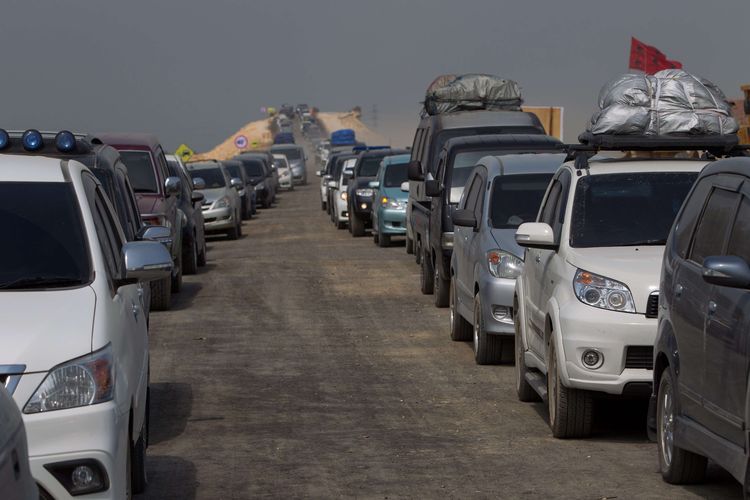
top-left (0, 385), bottom-right (36, 499)
top-left (0, 152), bottom-right (172, 498)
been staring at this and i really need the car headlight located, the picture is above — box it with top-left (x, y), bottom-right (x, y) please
top-left (340, 192), bottom-right (348, 201)
top-left (355, 188), bottom-right (373, 198)
top-left (380, 197), bottom-right (404, 209)
top-left (24, 345), bottom-right (114, 414)
top-left (254, 182), bottom-right (265, 191)
top-left (573, 269), bottom-right (635, 313)
top-left (487, 250), bottom-right (524, 279)
top-left (213, 196), bottom-right (230, 209)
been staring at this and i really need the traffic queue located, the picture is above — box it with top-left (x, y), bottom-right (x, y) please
top-left (315, 71), bottom-right (750, 494)
top-left (0, 106), bottom-right (313, 499)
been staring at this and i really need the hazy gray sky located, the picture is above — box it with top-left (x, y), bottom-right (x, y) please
top-left (2, 0), bottom-right (747, 150)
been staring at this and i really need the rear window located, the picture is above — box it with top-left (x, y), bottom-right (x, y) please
top-left (0, 182), bottom-right (90, 289)
top-left (188, 168), bottom-right (226, 188)
top-left (490, 174), bottom-right (553, 228)
top-left (384, 162), bottom-right (409, 188)
top-left (448, 148), bottom-right (541, 203)
top-left (119, 151), bottom-right (158, 193)
top-left (274, 148), bottom-right (302, 160)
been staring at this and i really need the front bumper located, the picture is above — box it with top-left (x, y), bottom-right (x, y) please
top-left (202, 206), bottom-right (235, 231)
top-left (279, 176), bottom-right (293, 189)
top-left (352, 198), bottom-right (373, 219)
top-left (335, 195), bottom-right (348, 222)
top-left (556, 300), bottom-right (656, 395)
top-left (291, 167), bottom-right (305, 183)
top-left (478, 272), bottom-right (517, 335)
top-left (377, 208), bottom-right (406, 235)
top-left (24, 400), bottom-right (127, 499)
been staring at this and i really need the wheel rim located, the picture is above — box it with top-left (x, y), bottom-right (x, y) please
top-left (473, 298), bottom-right (480, 354)
top-left (449, 284), bottom-right (455, 333)
top-left (548, 346), bottom-right (557, 425)
top-left (660, 379), bottom-right (674, 467)
top-left (515, 318), bottom-right (522, 391)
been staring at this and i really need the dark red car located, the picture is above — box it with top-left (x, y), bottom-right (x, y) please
top-left (97, 133), bottom-right (183, 310)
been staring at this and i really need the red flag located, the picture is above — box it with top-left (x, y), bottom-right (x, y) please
top-left (629, 37), bottom-right (682, 74)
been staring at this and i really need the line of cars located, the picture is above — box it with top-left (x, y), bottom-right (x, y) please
top-left (0, 120), bottom-right (309, 498)
top-left (314, 73), bottom-right (750, 495)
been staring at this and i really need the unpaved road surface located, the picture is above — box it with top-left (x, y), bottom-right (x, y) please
top-left (138, 135), bottom-right (741, 499)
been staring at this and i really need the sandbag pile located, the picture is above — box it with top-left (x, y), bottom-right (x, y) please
top-left (588, 69), bottom-right (738, 136)
top-left (423, 74), bottom-right (523, 116)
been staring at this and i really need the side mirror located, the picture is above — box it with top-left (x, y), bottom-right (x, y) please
top-left (316, 170), bottom-right (323, 177)
top-left (192, 177), bottom-right (206, 190)
top-left (327, 181), bottom-right (338, 189)
top-left (137, 225), bottom-right (172, 242)
top-left (120, 241), bottom-right (173, 283)
top-left (453, 209), bottom-right (477, 229)
top-left (401, 181), bottom-right (410, 193)
top-left (407, 160), bottom-right (424, 181)
top-left (231, 177), bottom-right (244, 190)
top-left (191, 191), bottom-right (205, 203)
top-left (425, 179), bottom-right (442, 197)
top-left (323, 174), bottom-right (333, 180)
top-left (368, 181), bottom-right (380, 189)
top-left (343, 169), bottom-right (354, 179)
top-left (702, 256), bottom-right (750, 288)
top-left (164, 176), bottom-right (181, 196)
top-left (515, 222), bottom-right (556, 249)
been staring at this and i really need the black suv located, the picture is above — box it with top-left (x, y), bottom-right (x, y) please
top-left (653, 156), bottom-right (750, 492)
top-left (166, 155), bottom-right (207, 274)
top-left (234, 153), bottom-right (277, 208)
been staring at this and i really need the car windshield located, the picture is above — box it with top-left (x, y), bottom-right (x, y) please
top-left (384, 162), bottom-right (409, 188)
top-left (490, 174), bottom-right (554, 229)
top-left (275, 148), bottom-right (301, 160)
top-left (119, 151), bottom-right (158, 193)
top-left (240, 160), bottom-right (265, 178)
top-left (570, 172), bottom-right (698, 248)
top-left (273, 158), bottom-right (288, 169)
top-left (431, 127), bottom-right (541, 168)
top-left (358, 156), bottom-right (384, 177)
top-left (189, 168), bottom-right (226, 188)
top-left (0, 182), bottom-right (90, 289)
top-left (224, 164), bottom-right (242, 179)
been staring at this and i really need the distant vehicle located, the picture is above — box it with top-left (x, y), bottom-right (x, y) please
top-left (0, 154), bottom-right (172, 499)
top-left (0, 385), bottom-right (36, 499)
top-left (330, 157), bottom-right (357, 230)
top-left (270, 144), bottom-right (307, 185)
top-left (186, 161), bottom-right (243, 240)
top-left (514, 138), bottom-right (705, 438)
top-left (98, 132), bottom-right (184, 310)
top-left (279, 104), bottom-right (294, 118)
top-left (451, 153), bottom-right (564, 364)
top-left (234, 154), bottom-right (276, 208)
top-left (273, 154), bottom-right (294, 190)
top-left (166, 155), bottom-right (207, 274)
top-left (652, 156), bottom-right (750, 490)
top-left (296, 103), bottom-right (310, 116)
top-left (347, 148), bottom-right (408, 236)
top-left (370, 154), bottom-right (411, 247)
top-left (222, 159), bottom-right (255, 219)
top-left (330, 129), bottom-right (356, 147)
top-left (316, 151), bottom-right (351, 211)
top-left (274, 133), bottom-right (295, 145)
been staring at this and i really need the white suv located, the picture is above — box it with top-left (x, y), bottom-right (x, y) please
top-left (513, 152), bottom-right (706, 438)
top-left (0, 154), bottom-right (172, 498)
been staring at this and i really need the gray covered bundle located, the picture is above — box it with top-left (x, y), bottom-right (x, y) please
top-left (588, 69), bottom-right (738, 136)
top-left (423, 74), bottom-right (523, 116)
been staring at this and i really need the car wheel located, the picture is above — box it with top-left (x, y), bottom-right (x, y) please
top-left (415, 240), bottom-right (422, 265)
top-left (149, 277), bottom-right (171, 311)
top-left (237, 215), bottom-right (243, 238)
top-left (433, 265), bottom-right (449, 308)
top-left (321, 200), bottom-right (326, 211)
top-left (373, 231), bottom-right (379, 245)
top-left (227, 224), bottom-right (239, 240)
top-left (548, 339), bottom-right (593, 438)
top-left (126, 428), bottom-right (132, 500)
top-left (420, 250), bottom-right (434, 295)
top-left (449, 278), bottom-right (472, 341)
top-left (515, 297), bottom-right (540, 401)
top-left (131, 423), bottom-right (147, 494)
top-left (183, 237), bottom-right (198, 275)
top-left (406, 235), bottom-right (414, 255)
top-left (197, 238), bottom-right (207, 267)
top-left (472, 293), bottom-right (504, 365)
top-left (378, 233), bottom-right (391, 247)
top-left (171, 251), bottom-right (182, 293)
top-left (657, 369), bottom-right (707, 483)
top-left (351, 211), bottom-right (365, 237)
top-left (241, 199), bottom-right (251, 220)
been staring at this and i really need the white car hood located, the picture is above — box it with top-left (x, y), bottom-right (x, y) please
top-left (565, 246), bottom-right (664, 313)
top-left (0, 286), bottom-right (95, 372)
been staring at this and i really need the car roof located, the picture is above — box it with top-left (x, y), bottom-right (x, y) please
top-left (443, 134), bottom-right (563, 151)
top-left (359, 148), bottom-right (408, 159)
top-left (478, 153), bottom-right (566, 177)
top-left (569, 157), bottom-right (710, 176)
top-left (382, 154), bottom-right (411, 166)
top-left (419, 110), bottom-right (543, 130)
top-left (699, 156), bottom-right (750, 179)
top-left (0, 154), bottom-right (75, 183)
top-left (96, 132), bottom-right (162, 151)
top-left (186, 161), bottom-right (223, 170)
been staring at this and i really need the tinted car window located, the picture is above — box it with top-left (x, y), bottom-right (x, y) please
top-left (384, 163), bottom-right (408, 187)
top-left (224, 164), bottom-right (243, 180)
top-left (727, 197), bottom-right (750, 262)
top-left (188, 168), bottom-right (226, 188)
top-left (673, 177), bottom-right (712, 258)
top-left (690, 188), bottom-right (739, 264)
top-left (570, 172), bottom-right (697, 248)
top-left (119, 151), bottom-right (158, 193)
top-left (447, 149), bottom-right (527, 203)
top-left (490, 174), bottom-right (554, 229)
top-left (358, 157), bottom-right (384, 177)
top-left (240, 160), bottom-right (265, 178)
top-left (0, 182), bottom-right (90, 289)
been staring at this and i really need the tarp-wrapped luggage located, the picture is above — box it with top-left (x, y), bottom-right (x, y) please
top-left (330, 129), bottom-right (356, 146)
top-left (588, 69), bottom-right (738, 136)
top-left (422, 74), bottom-right (523, 116)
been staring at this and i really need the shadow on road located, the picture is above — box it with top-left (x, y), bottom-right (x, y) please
top-left (168, 281), bottom-right (203, 312)
top-left (135, 455), bottom-right (198, 500)
top-left (149, 382), bottom-right (193, 446)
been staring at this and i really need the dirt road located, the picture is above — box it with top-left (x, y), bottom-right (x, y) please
top-left (139, 136), bottom-right (740, 499)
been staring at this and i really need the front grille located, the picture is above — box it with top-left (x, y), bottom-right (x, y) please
top-left (625, 346), bottom-right (653, 370)
top-left (645, 292), bottom-right (659, 318)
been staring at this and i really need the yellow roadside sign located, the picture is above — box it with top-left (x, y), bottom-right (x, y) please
top-left (175, 144), bottom-right (195, 163)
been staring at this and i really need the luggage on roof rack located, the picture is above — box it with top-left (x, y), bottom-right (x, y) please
top-left (588, 69), bottom-right (738, 136)
top-left (330, 129), bottom-right (356, 146)
top-left (422, 74), bottom-right (523, 116)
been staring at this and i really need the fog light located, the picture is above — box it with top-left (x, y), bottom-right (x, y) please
top-left (45, 459), bottom-right (108, 495)
top-left (581, 349), bottom-right (603, 369)
top-left (360, 203), bottom-right (367, 210)
top-left (492, 306), bottom-right (512, 323)
top-left (72, 465), bottom-right (95, 489)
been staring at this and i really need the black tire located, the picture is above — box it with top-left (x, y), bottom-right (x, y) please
top-left (548, 340), bottom-right (593, 438)
top-left (131, 424), bottom-right (148, 494)
top-left (378, 233), bottom-right (391, 248)
top-left (473, 294), bottom-right (504, 365)
top-left (183, 237), bottom-right (198, 275)
top-left (373, 231), bottom-right (379, 245)
top-left (351, 211), bottom-right (365, 237)
top-left (321, 200), bottom-right (326, 211)
top-left (657, 370), bottom-right (707, 483)
top-left (515, 298), bottom-right (540, 402)
top-left (197, 239), bottom-right (207, 267)
top-left (126, 427), bottom-right (132, 500)
top-left (241, 198), bottom-right (251, 220)
top-left (237, 216), bottom-right (243, 238)
top-left (433, 264), bottom-right (449, 308)
top-left (150, 277), bottom-right (171, 311)
top-left (170, 250), bottom-right (182, 293)
top-left (406, 235), bottom-right (414, 254)
top-left (336, 219), bottom-right (346, 230)
top-left (420, 251), bottom-right (434, 295)
top-left (227, 224), bottom-right (239, 240)
top-left (449, 278), bottom-right (472, 341)
top-left (415, 240), bottom-right (422, 265)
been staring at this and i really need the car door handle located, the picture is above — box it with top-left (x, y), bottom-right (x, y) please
top-left (675, 284), bottom-right (683, 298)
top-left (708, 301), bottom-right (717, 316)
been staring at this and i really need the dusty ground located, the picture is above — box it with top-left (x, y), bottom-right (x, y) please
top-left (138, 129), bottom-right (742, 499)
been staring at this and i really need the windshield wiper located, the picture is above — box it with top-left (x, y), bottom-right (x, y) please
top-left (0, 276), bottom-right (84, 290)
top-left (625, 239), bottom-right (667, 246)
